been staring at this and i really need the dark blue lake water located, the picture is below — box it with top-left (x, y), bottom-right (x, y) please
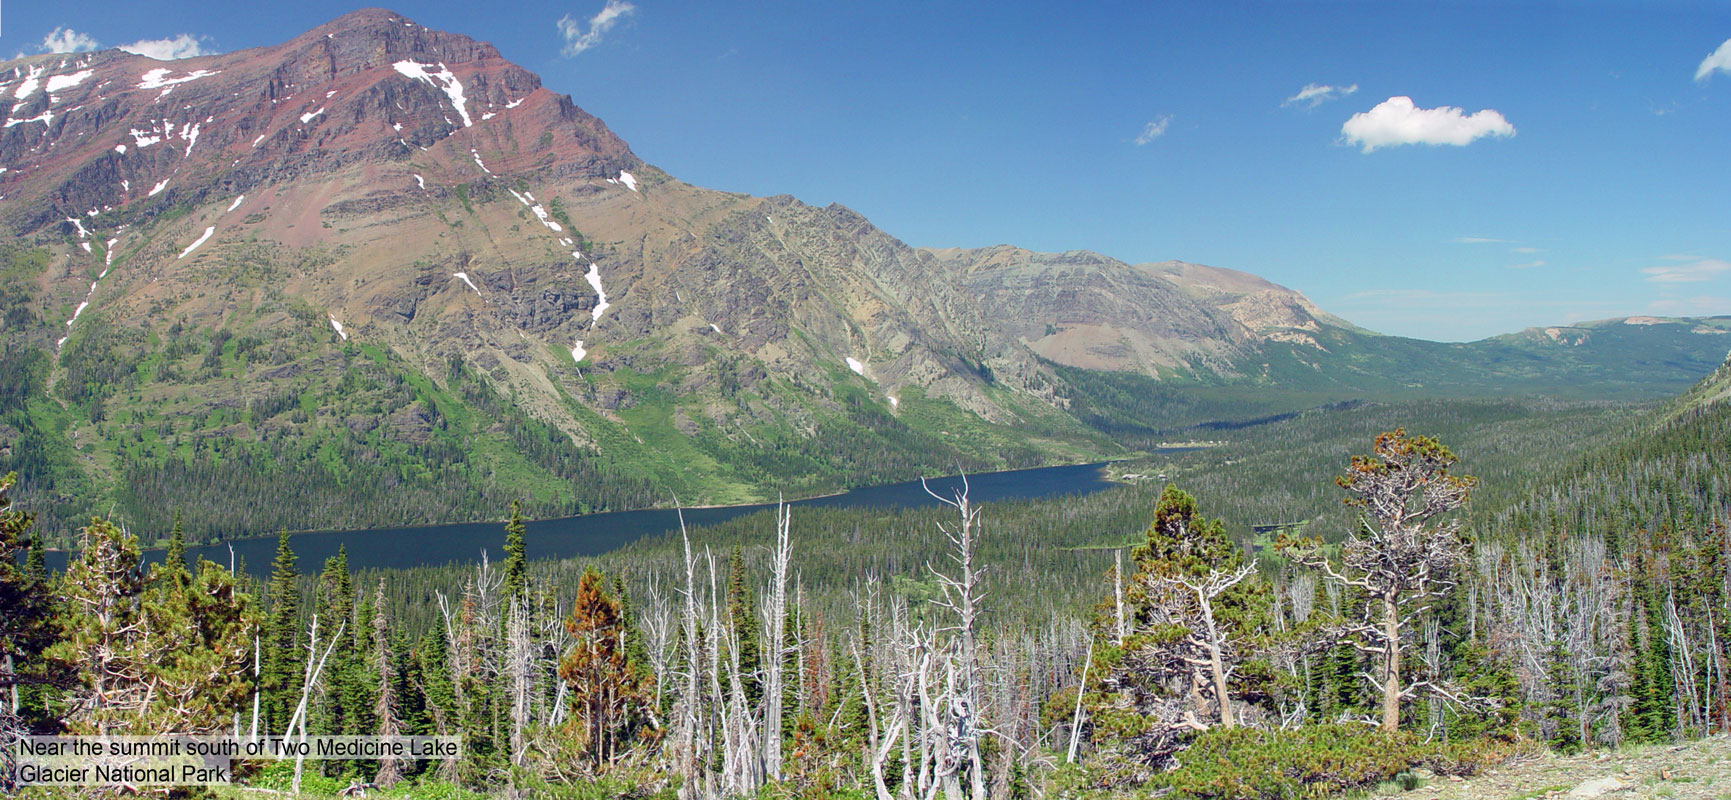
top-left (68, 461), bottom-right (1125, 577)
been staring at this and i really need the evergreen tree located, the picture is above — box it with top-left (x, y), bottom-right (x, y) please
top-left (48, 517), bottom-right (256, 737)
top-left (314, 546), bottom-right (360, 775)
top-left (47, 518), bottom-right (149, 735)
top-left (504, 500), bottom-right (528, 601)
top-left (141, 555), bottom-right (259, 733)
top-left (725, 546), bottom-right (762, 704)
top-left (165, 509), bottom-right (187, 578)
top-left (559, 567), bottom-right (652, 769)
top-left (159, 514), bottom-right (191, 591)
top-left (1083, 485), bottom-right (1270, 782)
top-left (262, 530), bottom-right (303, 735)
top-left (415, 629), bottom-right (455, 738)
top-left (0, 473), bottom-right (59, 732)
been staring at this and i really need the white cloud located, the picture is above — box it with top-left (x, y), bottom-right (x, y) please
top-left (1340, 96), bottom-right (1515, 153)
top-left (119, 34), bottom-right (214, 60)
top-left (1134, 115), bottom-right (1171, 145)
top-left (42, 27), bottom-right (101, 53)
top-left (559, 0), bottom-right (637, 57)
top-left (1509, 260), bottom-right (1546, 270)
top-left (1695, 38), bottom-right (1731, 82)
top-left (1451, 236), bottom-right (1512, 245)
top-left (1641, 258), bottom-right (1731, 283)
top-left (1648, 296), bottom-right (1730, 315)
top-left (1284, 82), bottom-right (1357, 108)
top-left (1512, 246), bottom-right (1544, 254)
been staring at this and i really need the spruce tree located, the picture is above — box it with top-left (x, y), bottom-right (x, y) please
top-left (160, 514), bottom-right (190, 591)
top-left (504, 500), bottom-right (528, 601)
top-left (262, 530), bottom-right (303, 734)
top-left (314, 546), bottom-right (358, 774)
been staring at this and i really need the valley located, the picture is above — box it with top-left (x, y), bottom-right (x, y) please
top-left (0, 7), bottom-right (1728, 800)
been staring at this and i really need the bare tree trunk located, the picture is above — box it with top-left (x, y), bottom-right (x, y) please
top-left (761, 501), bottom-right (792, 781)
top-left (506, 595), bottom-right (533, 768)
top-left (1381, 593), bottom-right (1401, 733)
top-left (1066, 640), bottom-right (1093, 762)
top-left (1114, 550), bottom-right (1127, 645)
top-left (1199, 595), bottom-right (1235, 729)
top-left (674, 510), bottom-right (710, 800)
top-left (288, 615), bottom-right (344, 797)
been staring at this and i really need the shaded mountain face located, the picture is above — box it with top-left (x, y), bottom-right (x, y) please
top-left (1, 10), bottom-right (1727, 540)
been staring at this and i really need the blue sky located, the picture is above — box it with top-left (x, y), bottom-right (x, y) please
top-left (7, 1), bottom-right (1731, 341)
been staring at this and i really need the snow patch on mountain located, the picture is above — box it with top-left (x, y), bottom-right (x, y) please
top-left (137, 68), bottom-right (219, 90)
top-left (452, 272), bottom-right (483, 298)
top-left (179, 226), bottom-right (214, 259)
top-left (392, 61), bottom-right (472, 127)
top-left (583, 260), bottom-right (610, 321)
top-left (46, 70), bottom-right (93, 94)
top-left (4, 110), bottom-right (53, 128)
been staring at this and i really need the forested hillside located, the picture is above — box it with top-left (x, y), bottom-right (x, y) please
top-left (4, 355), bottom-right (1728, 798)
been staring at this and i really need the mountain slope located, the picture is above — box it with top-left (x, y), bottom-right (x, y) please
top-left (0, 10), bottom-right (1726, 542)
top-left (0, 10), bottom-right (1113, 540)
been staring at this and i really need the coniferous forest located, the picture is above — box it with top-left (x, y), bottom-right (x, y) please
top-left (3, 357), bottom-right (1730, 799)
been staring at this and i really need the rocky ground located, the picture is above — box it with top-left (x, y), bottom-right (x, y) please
top-left (1369, 736), bottom-right (1731, 800)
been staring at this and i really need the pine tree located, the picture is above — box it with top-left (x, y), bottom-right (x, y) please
top-left (48, 518), bottom-right (149, 735)
top-left (141, 555), bottom-right (259, 733)
top-left (1283, 429), bottom-right (1475, 733)
top-left (262, 530), bottom-right (303, 734)
top-left (1084, 485), bottom-right (1269, 780)
top-left (49, 517), bottom-right (256, 737)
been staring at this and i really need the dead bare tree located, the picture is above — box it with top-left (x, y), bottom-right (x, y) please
top-left (286, 614), bottom-right (345, 796)
top-left (373, 581), bottom-right (405, 787)
top-left (760, 499), bottom-right (794, 780)
top-left (923, 474), bottom-right (987, 800)
top-left (673, 507), bottom-right (712, 800)
top-left (1283, 429), bottom-right (1476, 732)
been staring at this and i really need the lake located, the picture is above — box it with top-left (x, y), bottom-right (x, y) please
top-left (79, 460), bottom-right (1128, 577)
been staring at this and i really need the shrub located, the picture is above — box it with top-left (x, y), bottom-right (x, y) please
top-left (1147, 724), bottom-right (1425, 800)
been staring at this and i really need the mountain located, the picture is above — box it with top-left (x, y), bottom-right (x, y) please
top-left (929, 244), bottom-right (1731, 396)
top-left (1, 10), bottom-right (1726, 541)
